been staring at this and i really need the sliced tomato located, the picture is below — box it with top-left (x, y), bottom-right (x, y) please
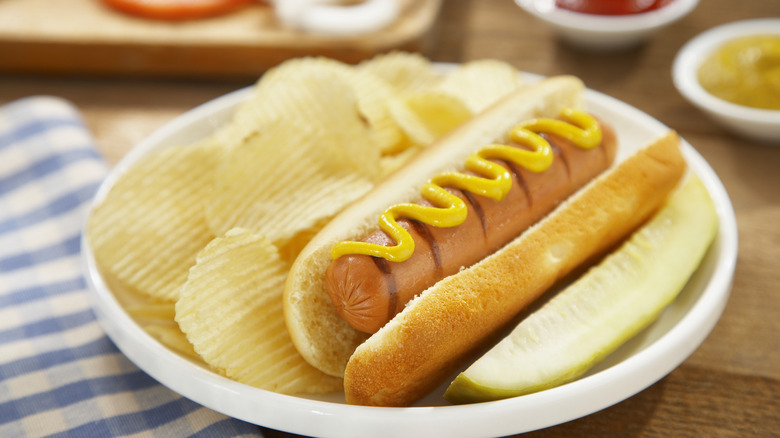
top-left (99, 0), bottom-right (256, 21)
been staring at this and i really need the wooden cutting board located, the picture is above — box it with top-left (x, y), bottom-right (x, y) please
top-left (0, 0), bottom-right (442, 78)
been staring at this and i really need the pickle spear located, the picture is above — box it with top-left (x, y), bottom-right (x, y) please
top-left (445, 175), bottom-right (718, 404)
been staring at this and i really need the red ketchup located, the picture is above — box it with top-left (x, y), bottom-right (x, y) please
top-left (555, 0), bottom-right (674, 15)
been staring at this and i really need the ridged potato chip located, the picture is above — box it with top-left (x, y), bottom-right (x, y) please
top-left (277, 217), bottom-right (330, 267)
top-left (205, 122), bottom-right (375, 245)
top-left (215, 57), bottom-right (377, 164)
top-left (378, 144), bottom-right (425, 177)
top-left (217, 55), bottom-right (425, 161)
top-left (175, 229), bottom-right (342, 394)
top-left (388, 90), bottom-right (473, 146)
top-left (357, 51), bottom-right (441, 95)
top-left (126, 302), bottom-right (199, 359)
top-left (251, 61), bottom-right (379, 178)
top-left (103, 267), bottom-right (200, 360)
top-left (125, 302), bottom-right (176, 321)
top-left (258, 58), bottom-right (407, 156)
top-left (88, 138), bottom-right (221, 302)
top-left (350, 69), bottom-right (409, 155)
top-left (205, 58), bottom-right (383, 243)
top-left (439, 60), bottom-right (526, 113)
top-left (143, 323), bottom-right (199, 360)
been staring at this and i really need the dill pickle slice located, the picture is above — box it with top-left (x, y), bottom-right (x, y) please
top-left (445, 175), bottom-right (718, 404)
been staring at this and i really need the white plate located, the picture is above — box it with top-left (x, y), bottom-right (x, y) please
top-left (83, 72), bottom-right (738, 438)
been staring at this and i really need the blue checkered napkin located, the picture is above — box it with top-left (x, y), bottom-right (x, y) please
top-left (0, 96), bottom-right (262, 437)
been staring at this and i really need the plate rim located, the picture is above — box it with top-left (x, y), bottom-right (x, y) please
top-left (82, 70), bottom-right (738, 438)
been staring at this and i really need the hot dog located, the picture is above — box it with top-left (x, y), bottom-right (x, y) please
top-left (344, 131), bottom-right (685, 406)
top-left (325, 116), bottom-right (617, 333)
top-left (283, 75), bottom-right (687, 406)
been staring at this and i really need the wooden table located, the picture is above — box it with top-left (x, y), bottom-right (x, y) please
top-left (2, 0), bottom-right (777, 436)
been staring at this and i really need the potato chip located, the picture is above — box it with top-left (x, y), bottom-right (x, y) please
top-left (215, 57), bottom-right (375, 160)
top-left (277, 217), bottom-right (330, 267)
top-left (175, 229), bottom-right (342, 394)
top-left (143, 323), bottom-right (200, 360)
top-left (349, 69), bottom-right (408, 155)
top-left (88, 138), bottom-right (221, 302)
top-left (388, 90), bottom-right (473, 146)
top-left (205, 121), bottom-right (375, 245)
top-left (125, 302), bottom-right (176, 321)
top-left (101, 267), bottom-right (155, 309)
top-left (439, 59), bottom-right (526, 113)
top-left (357, 51), bottom-right (441, 95)
top-left (216, 55), bottom-right (433, 162)
top-left (104, 280), bottom-right (200, 360)
top-left (378, 143), bottom-right (425, 177)
top-left (206, 57), bottom-right (381, 242)
top-left (259, 58), bottom-right (407, 156)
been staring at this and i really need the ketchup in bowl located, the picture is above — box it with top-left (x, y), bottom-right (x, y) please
top-left (555, 0), bottom-right (674, 15)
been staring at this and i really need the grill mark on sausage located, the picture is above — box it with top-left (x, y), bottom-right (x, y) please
top-left (506, 161), bottom-right (532, 207)
top-left (372, 256), bottom-right (398, 319)
top-left (462, 189), bottom-right (488, 239)
top-left (409, 219), bottom-right (443, 275)
top-left (551, 141), bottom-right (571, 180)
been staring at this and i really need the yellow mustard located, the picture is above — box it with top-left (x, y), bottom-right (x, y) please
top-left (330, 108), bottom-right (602, 262)
top-left (698, 35), bottom-right (780, 110)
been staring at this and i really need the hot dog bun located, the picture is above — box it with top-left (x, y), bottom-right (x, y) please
top-left (344, 130), bottom-right (685, 406)
top-left (284, 75), bottom-right (588, 378)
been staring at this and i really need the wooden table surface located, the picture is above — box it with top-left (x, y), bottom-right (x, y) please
top-left (2, 0), bottom-right (777, 436)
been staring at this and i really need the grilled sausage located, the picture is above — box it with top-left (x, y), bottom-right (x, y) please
top-left (325, 121), bottom-right (618, 333)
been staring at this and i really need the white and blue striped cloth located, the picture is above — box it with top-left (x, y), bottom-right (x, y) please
top-left (0, 96), bottom-right (264, 437)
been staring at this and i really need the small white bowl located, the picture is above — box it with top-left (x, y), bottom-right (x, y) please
top-left (516, 0), bottom-right (699, 51)
top-left (673, 18), bottom-right (780, 144)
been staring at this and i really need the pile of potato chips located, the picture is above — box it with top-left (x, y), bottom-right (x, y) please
top-left (87, 52), bottom-right (526, 395)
